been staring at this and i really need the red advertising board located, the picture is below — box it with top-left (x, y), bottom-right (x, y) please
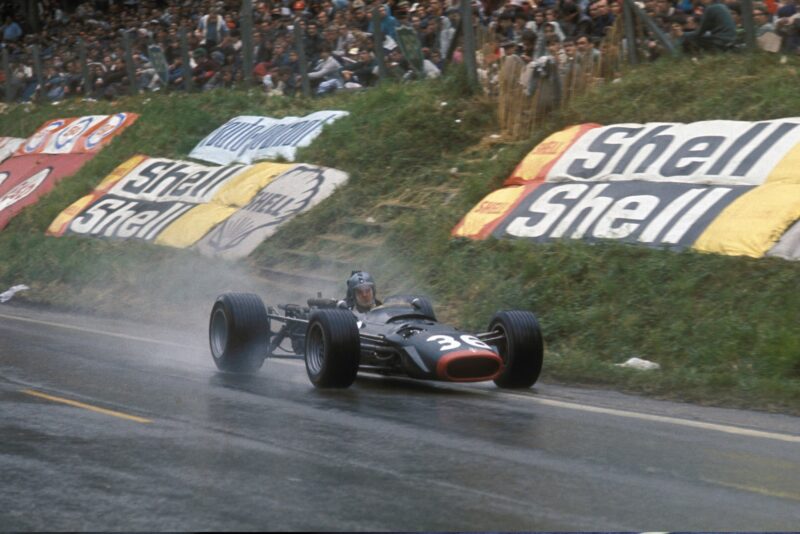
top-left (0, 153), bottom-right (95, 230)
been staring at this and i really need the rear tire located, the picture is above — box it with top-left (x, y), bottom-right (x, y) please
top-left (209, 293), bottom-right (269, 374)
top-left (383, 294), bottom-right (436, 321)
top-left (304, 309), bottom-right (361, 388)
top-left (489, 310), bottom-right (543, 388)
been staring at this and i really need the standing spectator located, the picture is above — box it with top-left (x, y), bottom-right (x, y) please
top-left (196, 7), bottom-right (228, 48)
top-left (371, 3), bottom-right (399, 40)
top-left (588, 0), bottom-right (616, 39)
top-left (305, 20), bottom-right (324, 63)
top-left (2, 16), bottom-right (23, 43)
top-left (350, 1), bottom-right (371, 31)
top-left (775, 0), bottom-right (800, 51)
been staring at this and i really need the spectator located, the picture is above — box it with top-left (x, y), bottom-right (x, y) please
top-left (588, 0), bottom-right (616, 39)
top-left (308, 43), bottom-right (343, 94)
top-left (191, 47), bottom-right (221, 90)
top-left (341, 48), bottom-right (373, 87)
top-left (2, 16), bottom-right (23, 43)
top-left (775, 0), bottom-right (800, 51)
top-left (196, 7), bottom-right (228, 48)
top-left (371, 3), bottom-right (399, 39)
top-left (678, 0), bottom-right (738, 51)
top-left (753, 4), bottom-right (777, 35)
top-left (43, 65), bottom-right (66, 101)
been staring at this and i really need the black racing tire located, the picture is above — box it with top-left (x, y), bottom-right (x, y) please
top-left (489, 310), bottom-right (544, 389)
top-left (383, 294), bottom-right (437, 321)
top-left (209, 293), bottom-right (269, 374)
top-left (304, 309), bottom-right (361, 388)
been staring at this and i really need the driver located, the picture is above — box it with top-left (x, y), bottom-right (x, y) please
top-left (344, 270), bottom-right (380, 314)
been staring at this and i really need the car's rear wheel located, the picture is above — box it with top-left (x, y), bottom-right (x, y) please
top-left (383, 294), bottom-right (436, 321)
top-left (209, 293), bottom-right (269, 374)
top-left (305, 309), bottom-right (361, 388)
top-left (489, 310), bottom-right (543, 388)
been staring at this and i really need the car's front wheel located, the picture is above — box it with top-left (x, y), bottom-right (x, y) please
top-left (489, 310), bottom-right (543, 388)
top-left (209, 293), bottom-right (269, 374)
top-left (305, 309), bottom-right (361, 388)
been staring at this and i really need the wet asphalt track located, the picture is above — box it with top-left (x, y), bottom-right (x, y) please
top-left (1, 303), bottom-right (799, 531)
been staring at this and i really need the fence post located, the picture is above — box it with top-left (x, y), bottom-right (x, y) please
top-left (78, 39), bottom-right (92, 99)
top-left (460, 0), bottom-right (478, 89)
top-left (445, 17), bottom-right (463, 66)
top-left (2, 48), bottom-right (12, 103)
top-left (622, 0), bottom-right (638, 64)
top-left (122, 30), bottom-right (138, 95)
top-left (628, 0), bottom-right (678, 56)
top-left (240, 0), bottom-right (254, 84)
top-left (179, 28), bottom-right (192, 91)
top-left (293, 21), bottom-right (312, 97)
top-left (31, 44), bottom-right (44, 103)
top-left (371, 6), bottom-right (388, 81)
top-left (740, 0), bottom-right (757, 51)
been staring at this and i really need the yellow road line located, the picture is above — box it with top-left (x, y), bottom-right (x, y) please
top-left (22, 389), bottom-right (152, 424)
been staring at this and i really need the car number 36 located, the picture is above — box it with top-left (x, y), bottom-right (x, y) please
top-left (426, 334), bottom-right (491, 351)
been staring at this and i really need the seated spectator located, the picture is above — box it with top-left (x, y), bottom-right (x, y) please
top-left (754, 4), bottom-right (777, 34)
top-left (678, 0), bottom-right (738, 51)
top-left (308, 43), bottom-right (343, 94)
top-left (386, 47), bottom-right (412, 80)
top-left (576, 33), bottom-right (601, 62)
top-left (43, 65), bottom-right (67, 101)
top-left (191, 47), bottom-right (222, 91)
top-left (167, 57), bottom-right (188, 89)
top-left (340, 47), bottom-right (372, 84)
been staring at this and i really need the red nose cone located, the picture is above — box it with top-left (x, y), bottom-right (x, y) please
top-left (436, 350), bottom-right (503, 382)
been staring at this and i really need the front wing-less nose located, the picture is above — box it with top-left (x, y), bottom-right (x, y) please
top-left (435, 350), bottom-right (503, 382)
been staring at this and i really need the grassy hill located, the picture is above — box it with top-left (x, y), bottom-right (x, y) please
top-left (1, 55), bottom-right (798, 414)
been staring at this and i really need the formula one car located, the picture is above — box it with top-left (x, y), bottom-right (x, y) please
top-left (209, 292), bottom-right (543, 389)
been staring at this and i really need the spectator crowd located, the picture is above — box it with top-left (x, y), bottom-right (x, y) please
top-left (0, 0), bottom-right (797, 104)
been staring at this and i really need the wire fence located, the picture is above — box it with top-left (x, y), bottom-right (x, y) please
top-left (1, 0), bottom-right (766, 142)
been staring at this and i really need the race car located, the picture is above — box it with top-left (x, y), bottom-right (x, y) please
top-left (209, 292), bottom-right (544, 389)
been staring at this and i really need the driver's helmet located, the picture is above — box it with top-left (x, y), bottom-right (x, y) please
top-left (346, 270), bottom-right (376, 311)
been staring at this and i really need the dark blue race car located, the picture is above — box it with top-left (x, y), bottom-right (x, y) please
top-left (209, 292), bottom-right (544, 389)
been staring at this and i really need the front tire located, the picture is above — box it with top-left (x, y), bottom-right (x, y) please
top-left (209, 293), bottom-right (269, 374)
top-left (305, 309), bottom-right (361, 388)
top-left (489, 310), bottom-right (543, 388)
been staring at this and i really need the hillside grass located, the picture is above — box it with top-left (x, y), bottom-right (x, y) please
top-left (1, 54), bottom-right (799, 414)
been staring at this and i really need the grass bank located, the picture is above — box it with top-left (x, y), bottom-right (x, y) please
top-left (1, 55), bottom-right (798, 414)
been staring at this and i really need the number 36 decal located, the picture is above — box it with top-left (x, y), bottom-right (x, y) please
top-left (426, 334), bottom-right (491, 351)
